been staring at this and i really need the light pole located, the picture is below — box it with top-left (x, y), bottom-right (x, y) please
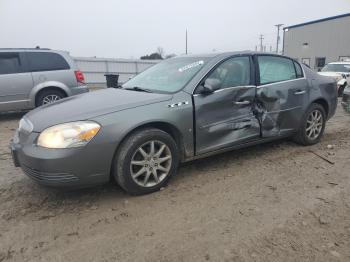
top-left (185, 29), bottom-right (188, 55)
top-left (275, 24), bottom-right (284, 54)
top-left (259, 34), bottom-right (264, 52)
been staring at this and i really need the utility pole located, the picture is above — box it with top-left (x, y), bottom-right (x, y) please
top-left (275, 24), bottom-right (284, 54)
top-left (259, 34), bottom-right (264, 52)
top-left (185, 29), bottom-right (188, 55)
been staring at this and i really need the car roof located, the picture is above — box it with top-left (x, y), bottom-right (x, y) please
top-left (328, 61), bottom-right (350, 65)
top-left (0, 48), bottom-right (50, 51)
top-left (176, 51), bottom-right (289, 59)
top-left (0, 48), bottom-right (69, 54)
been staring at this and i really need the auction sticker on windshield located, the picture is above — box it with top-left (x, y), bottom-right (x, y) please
top-left (178, 61), bottom-right (204, 72)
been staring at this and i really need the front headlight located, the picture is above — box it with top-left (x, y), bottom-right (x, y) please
top-left (37, 121), bottom-right (101, 149)
top-left (335, 75), bottom-right (342, 82)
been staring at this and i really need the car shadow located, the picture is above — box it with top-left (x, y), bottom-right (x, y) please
top-left (1, 138), bottom-right (299, 219)
top-left (175, 138), bottom-right (299, 182)
top-left (0, 111), bottom-right (27, 121)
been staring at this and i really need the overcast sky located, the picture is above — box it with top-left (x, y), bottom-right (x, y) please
top-left (1, 0), bottom-right (349, 58)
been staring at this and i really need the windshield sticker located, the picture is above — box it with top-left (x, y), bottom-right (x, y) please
top-left (178, 61), bottom-right (204, 72)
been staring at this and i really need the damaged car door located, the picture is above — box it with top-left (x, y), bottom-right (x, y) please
top-left (255, 55), bottom-right (308, 137)
top-left (193, 56), bottom-right (260, 155)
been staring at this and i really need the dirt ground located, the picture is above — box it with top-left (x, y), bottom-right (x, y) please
top-left (0, 101), bottom-right (349, 262)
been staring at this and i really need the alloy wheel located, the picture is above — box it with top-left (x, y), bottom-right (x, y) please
top-left (130, 140), bottom-right (172, 187)
top-left (306, 109), bottom-right (323, 140)
top-left (42, 95), bottom-right (61, 105)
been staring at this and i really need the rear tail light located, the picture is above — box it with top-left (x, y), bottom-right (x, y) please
top-left (75, 70), bottom-right (85, 84)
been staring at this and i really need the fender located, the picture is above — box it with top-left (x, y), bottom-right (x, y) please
top-left (337, 78), bottom-right (347, 86)
top-left (118, 118), bottom-right (187, 156)
top-left (28, 81), bottom-right (70, 107)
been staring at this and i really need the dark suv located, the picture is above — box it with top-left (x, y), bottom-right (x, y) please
top-left (0, 48), bottom-right (88, 112)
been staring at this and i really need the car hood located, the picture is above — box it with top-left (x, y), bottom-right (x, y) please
top-left (26, 88), bottom-right (172, 132)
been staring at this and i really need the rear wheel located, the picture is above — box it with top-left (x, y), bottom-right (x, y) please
top-left (114, 128), bottom-right (179, 195)
top-left (294, 103), bottom-right (326, 146)
top-left (36, 89), bottom-right (65, 107)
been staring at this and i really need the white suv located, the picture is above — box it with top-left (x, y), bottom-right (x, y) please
top-left (319, 62), bottom-right (350, 96)
top-left (0, 48), bottom-right (88, 112)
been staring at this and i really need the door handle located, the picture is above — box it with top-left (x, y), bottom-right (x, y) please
top-left (234, 100), bottom-right (251, 105)
top-left (294, 90), bottom-right (306, 95)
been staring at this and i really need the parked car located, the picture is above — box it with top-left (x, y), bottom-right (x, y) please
top-left (342, 84), bottom-right (350, 112)
top-left (0, 48), bottom-right (88, 112)
top-left (10, 52), bottom-right (338, 195)
top-left (319, 61), bottom-right (350, 96)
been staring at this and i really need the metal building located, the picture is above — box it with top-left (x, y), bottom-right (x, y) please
top-left (74, 57), bottom-right (159, 88)
top-left (283, 13), bottom-right (350, 71)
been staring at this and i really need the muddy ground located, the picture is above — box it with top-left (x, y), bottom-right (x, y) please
top-left (0, 102), bottom-right (349, 262)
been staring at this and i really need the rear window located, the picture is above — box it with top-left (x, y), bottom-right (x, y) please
top-left (321, 64), bottom-right (350, 73)
top-left (294, 61), bottom-right (304, 78)
top-left (26, 52), bottom-right (70, 72)
top-left (0, 53), bottom-right (21, 75)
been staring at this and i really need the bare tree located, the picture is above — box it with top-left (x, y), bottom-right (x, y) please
top-left (157, 47), bottom-right (164, 59)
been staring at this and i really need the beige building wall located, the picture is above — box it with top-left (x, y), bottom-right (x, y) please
top-left (283, 14), bottom-right (350, 71)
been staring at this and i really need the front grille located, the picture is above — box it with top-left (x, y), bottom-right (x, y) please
top-left (21, 165), bottom-right (79, 183)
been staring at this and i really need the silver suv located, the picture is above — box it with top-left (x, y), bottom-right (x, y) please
top-left (0, 48), bottom-right (88, 112)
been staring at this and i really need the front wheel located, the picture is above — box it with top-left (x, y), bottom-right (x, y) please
top-left (294, 103), bottom-right (326, 146)
top-left (114, 128), bottom-right (179, 195)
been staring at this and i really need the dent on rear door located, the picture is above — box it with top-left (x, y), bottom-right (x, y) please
top-left (254, 79), bottom-right (308, 137)
top-left (253, 56), bottom-right (308, 137)
top-left (253, 85), bottom-right (281, 137)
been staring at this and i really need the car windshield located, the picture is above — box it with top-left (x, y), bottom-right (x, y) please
top-left (123, 57), bottom-right (208, 93)
top-left (321, 64), bottom-right (350, 73)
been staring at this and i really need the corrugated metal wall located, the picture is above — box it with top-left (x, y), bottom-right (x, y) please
top-left (283, 15), bottom-right (350, 70)
top-left (74, 57), bottom-right (160, 87)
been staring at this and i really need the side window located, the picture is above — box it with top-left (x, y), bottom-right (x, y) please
top-left (0, 53), bottom-right (21, 75)
top-left (26, 52), bottom-right (70, 72)
top-left (294, 61), bottom-right (304, 78)
top-left (258, 56), bottom-right (296, 85)
top-left (206, 56), bottom-right (251, 89)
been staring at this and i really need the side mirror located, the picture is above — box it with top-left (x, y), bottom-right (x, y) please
top-left (200, 78), bottom-right (222, 94)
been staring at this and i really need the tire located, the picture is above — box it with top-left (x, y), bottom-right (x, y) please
top-left (114, 128), bottom-right (179, 195)
top-left (36, 89), bottom-right (65, 107)
top-left (293, 103), bottom-right (326, 146)
top-left (338, 84), bottom-right (346, 97)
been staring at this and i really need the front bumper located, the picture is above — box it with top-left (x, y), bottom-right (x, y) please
top-left (9, 131), bottom-right (113, 188)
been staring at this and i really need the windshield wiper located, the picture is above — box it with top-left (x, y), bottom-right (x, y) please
top-left (124, 86), bottom-right (153, 93)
